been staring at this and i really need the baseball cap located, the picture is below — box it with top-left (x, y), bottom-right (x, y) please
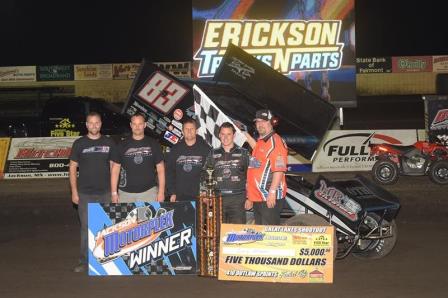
top-left (254, 109), bottom-right (273, 121)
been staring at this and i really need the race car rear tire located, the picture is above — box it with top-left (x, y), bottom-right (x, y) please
top-left (429, 160), bottom-right (448, 185)
top-left (284, 214), bottom-right (337, 259)
top-left (372, 159), bottom-right (399, 185)
top-left (352, 213), bottom-right (397, 260)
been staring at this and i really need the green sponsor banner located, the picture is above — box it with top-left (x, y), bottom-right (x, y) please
top-left (37, 65), bottom-right (74, 81)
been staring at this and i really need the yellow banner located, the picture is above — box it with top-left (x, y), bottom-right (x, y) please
top-left (0, 66), bottom-right (36, 82)
top-left (74, 64), bottom-right (113, 80)
top-left (218, 224), bottom-right (334, 283)
top-left (0, 138), bottom-right (11, 178)
top-left (112, 63), bottom-right (140, 80)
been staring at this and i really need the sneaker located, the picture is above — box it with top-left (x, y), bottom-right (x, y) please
top-left (73, 263), bottom-right (87, 273)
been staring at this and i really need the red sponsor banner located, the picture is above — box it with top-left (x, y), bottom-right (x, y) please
top-left (392, 56), bottom-right (433, 73)
top-left (4, 137), bottom-right (78, 179)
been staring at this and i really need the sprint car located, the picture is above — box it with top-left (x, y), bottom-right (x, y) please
top-left (124, 49), bottom-right (401, 260)
top-left (281, 174), bottom-right (400, 260)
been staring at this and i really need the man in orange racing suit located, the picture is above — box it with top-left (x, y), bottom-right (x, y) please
top-left (245, 109), bottom-right (288, 225)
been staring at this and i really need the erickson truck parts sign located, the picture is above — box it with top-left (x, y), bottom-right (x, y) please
top-left (192, 0), bottom-right (356, 107)
top-left (195, 20), bottom-right (344, 77)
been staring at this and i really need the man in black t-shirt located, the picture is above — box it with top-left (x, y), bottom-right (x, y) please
top-left (69, 111), bottom-right (117, 273)
top-left (111, 113), bottom-right (165, 203)
top-left (166, 118), bottom-right (210, 201)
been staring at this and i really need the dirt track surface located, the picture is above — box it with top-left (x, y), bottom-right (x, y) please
top-left (1, 173), bottom-right (447, 298)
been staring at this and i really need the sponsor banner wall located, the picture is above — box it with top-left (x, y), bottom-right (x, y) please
top-left (313, 130), bottom-right (419, 172)
top-left (74, 64), bottom-right (113, 80)
top-left (154, 62), bottom-right (192, 79)
top-left (0, 66), bottom-right (36, 82)
top-left (357, 55), bottom-right (448, 74)
top-left (356, 72), bottom-right (436, 96)
top-left (113, 62), bottom-right (193, 80)
top-left (356, 57), bottom-right (392, 74)
top-left (432, 56), bottom-right (448, 73)
top-left (218, 224), bottom-right (334, 283)
top-left (3, 137), bottom-right (78, 179)
top-left (88, 202), bottom-right (197, 276)
top-left (0, 138), bottom-right (11, 178)
top-left (37, 65), bottom-right (74, 81)
top-left (112, 63), bottom-right (140, 80)
top-left (392, 56), bottom-right (433, 73)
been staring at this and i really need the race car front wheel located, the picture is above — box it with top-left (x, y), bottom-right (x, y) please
top-left (352, 213), bottom-right (397, 260)
top-left (372, 159), bottom-right (399, 185)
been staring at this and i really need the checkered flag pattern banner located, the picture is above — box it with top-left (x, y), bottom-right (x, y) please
top-left (122, 255), bottom-right (171, 275)
top-left (101, 203), bottom-right (136, 224)
top-left (193, 84), bottom-right (246, 148)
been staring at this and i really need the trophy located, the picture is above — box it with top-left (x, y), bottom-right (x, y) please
top-left (197, 166), bottom-right (222, 277)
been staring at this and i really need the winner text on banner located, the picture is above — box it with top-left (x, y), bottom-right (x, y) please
top-left (88, 202), bottom-right (197, 276)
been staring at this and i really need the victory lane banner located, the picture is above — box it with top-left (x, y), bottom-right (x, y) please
top-left (88, 202), bottom-right (197, 276)
top-left (219, 224), bottom-right (334, 283)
